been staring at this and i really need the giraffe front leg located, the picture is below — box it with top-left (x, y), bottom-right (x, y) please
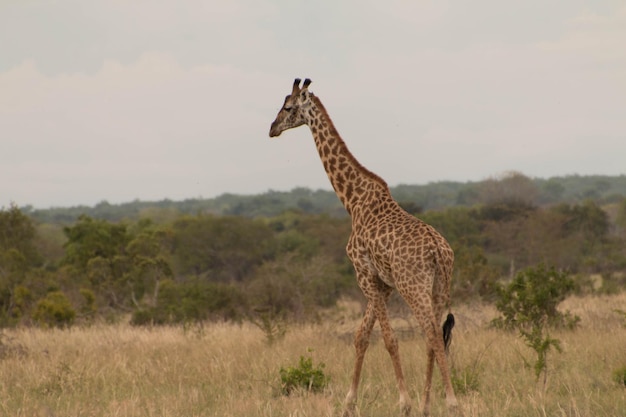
top-left (343, 302), bottom-right (377, 417)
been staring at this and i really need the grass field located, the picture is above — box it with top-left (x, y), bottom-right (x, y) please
top-left (1, 293), bottom-right (625, 417)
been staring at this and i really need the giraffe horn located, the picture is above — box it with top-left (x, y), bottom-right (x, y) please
top-left (302, 78), bottom-right (312, 90)
top-left (292, 78), bottom-right (302, 95)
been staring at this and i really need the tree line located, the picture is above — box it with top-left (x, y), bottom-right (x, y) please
top-left (22, 173), bottom-right (626, 223)
top-left (2, 173), bottom-right (626, 328)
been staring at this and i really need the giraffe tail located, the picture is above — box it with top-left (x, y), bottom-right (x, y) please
top-left (442, 313), bottom-right (455, 353)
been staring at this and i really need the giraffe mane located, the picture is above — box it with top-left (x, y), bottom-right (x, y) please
top-left (309, 94), bottom-right (389, 191)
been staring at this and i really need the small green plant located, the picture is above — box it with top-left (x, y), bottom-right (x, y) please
top-left (250, 308), bottom-right (287, 345)
top-left (279, 351), bottom-right (329, 395)
top-left (614, 309), bottom-right (626, 327)
top-left (613, 365), bottom-right (626, 387)
top-left (492, 264), bottom-right (577, 389)
top-left (451, 365), bottom-right (480, 395)
top-left (519, 324), bottom-right (562, 382)
top-left (449, 340), bottom-right (490, 395)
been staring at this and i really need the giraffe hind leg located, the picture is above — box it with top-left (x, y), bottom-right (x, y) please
top-left (399, 286), bottom-right (458, 416)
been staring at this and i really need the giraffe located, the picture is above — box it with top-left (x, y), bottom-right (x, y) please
top-left (269, 78), bottom-right (460, 417)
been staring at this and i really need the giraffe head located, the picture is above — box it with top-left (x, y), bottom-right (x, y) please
top-left (269, 78), bottom-right (314, 137)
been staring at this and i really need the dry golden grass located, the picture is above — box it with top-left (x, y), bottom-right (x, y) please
top-left (1, 293), bottom-right (625, 417)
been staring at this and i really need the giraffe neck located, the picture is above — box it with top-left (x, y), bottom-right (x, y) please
top-left (307, 95), bottom-right (390, 215)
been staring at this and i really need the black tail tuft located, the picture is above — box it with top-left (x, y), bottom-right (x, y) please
top-left (442, 313), bottom-right (455, 353)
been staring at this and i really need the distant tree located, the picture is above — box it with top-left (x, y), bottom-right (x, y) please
top-left (539, 179), bottom-right (565, 204)
top-left (247, 253), bottom-right (346, 320)
top-left (0, 205), bottom-right (43, 325)
top-left (451, 244), bottom-right (499, 301)
top-left (398, 201), bottom-right (423, 215)
top-left (616, 198), bottom-right (626, 232)
top-left (421, 207), bottom-right (482, 247)
top-left (62, 216), bottom-right (172, 311)
top-left (0, 204), bottom-right (42, 268)
top-left (478, 171), bottom-right (539, 208)
top-left (170, 215), bottom-right (273, 282)
top-left (62, 215), bottom-right (129, 270)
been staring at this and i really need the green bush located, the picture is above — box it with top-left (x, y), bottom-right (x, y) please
top-left (451, 365), bottom-right (480, 395)
top-left (32, 291), bottom-right (76, 328)
top-left (492, 264), bottom-right (579, 330)
top-left (249, 308), bottom-right (287, 345)
top-left (130, 280), bottom-right (246, 326)
top-left (613, 366), bottom-right (626, 387)
top-left (279, 352), bottom-right (329, 395)
top-left (492, 264), bottom-right (577, 387)
top-left (79, 288), bottom-right (97, 321)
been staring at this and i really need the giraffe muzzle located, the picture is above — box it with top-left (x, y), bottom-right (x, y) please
top-left (269, 122), bottom-right (282, 137)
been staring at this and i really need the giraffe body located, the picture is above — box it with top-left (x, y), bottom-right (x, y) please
top-left (269, 79), bottom-right (459, 416)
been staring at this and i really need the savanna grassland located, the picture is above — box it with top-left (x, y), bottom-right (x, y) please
top-left (1, 293), bottom-right (625, 417)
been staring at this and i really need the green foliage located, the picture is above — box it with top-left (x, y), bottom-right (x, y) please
top-left (249, 308), bottom-right (287, 345)
top-left (170, 215), bottom-right (273, 282)
top-left (614, 309), bottom-right (626, 326)
top-left (6, 177), bottom-right (626, 327)
top-left (451, 244), bottom-right (499, 301)
top-left (32, 291), bottom-right (76, 328)
top-left (450, 365), bottom-right (481, 395)
top-left (493, 264), bottom-right (577, 386)
top-left (612, 365), bottom-right (626, 387)
top-left (279, 352), bottom-right (329, 395)
top-left (0, 205), bottom-right (44, 325)
top-left (11, 285), bottom-right (33, 319)
top-left (62, 215), bottom-right (129, 270)
top-left (130, 279), bottom-right (246, 326)
top-left (79, 288), bottom-right (97, 321)
top-left (0, 204), bottom-right (42, 267)
top-left (519, 326), bottom-right (562, 381)
top-left (492, 264), bottom-right (579, 330)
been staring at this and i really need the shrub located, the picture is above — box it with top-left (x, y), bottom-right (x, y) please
top-left (79, 288), bottom-right (97, 321)
top-left (492, 264), bottom-right (578, 388)
top-left (32, 291), bottom-right (76, 328)
top-left (249, 308), bottom-right (287, 345)
top-left (492, 264), bottom-right (579, 331)
top-left (279, 352), bottom-right (329, 395)
top-left (451, 365), bottom-right (480, 395)
top-left (613, 366), bottom-right (626, 387)
top-left (130, 279), bottom-right (247, 326)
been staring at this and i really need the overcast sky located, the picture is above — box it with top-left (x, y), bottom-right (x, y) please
top-left (1, 1), bottom-right (625, 209)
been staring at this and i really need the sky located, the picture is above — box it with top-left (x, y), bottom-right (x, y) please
top-left (1, 1), bottom-right (625, 209)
